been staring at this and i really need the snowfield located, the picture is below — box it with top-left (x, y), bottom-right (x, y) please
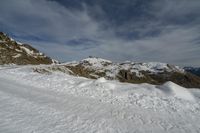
top-left (0, 65), bottom-right (200, 133)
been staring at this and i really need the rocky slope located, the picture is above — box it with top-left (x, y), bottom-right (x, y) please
top-left (0, 32), bottom-right (57, 65)
top-left (60, 57), bottom-right (200, 88)
top-left (31, 57), bottom-right (200, 88)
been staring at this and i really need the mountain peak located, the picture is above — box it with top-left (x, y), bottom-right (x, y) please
top-left (60, 57), bottom-right (200, 88)
top-left (0, 32), bottom-right (11, 42)
top-left (0, 32), bottom-right (58, 65)
top-left (81, 57), bottom-right (112, 66)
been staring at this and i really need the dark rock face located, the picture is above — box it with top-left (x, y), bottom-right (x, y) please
top-left (117, 70), bottom-right (200, 88)
top-left (117, 69), bottom-right (156, 84)
top-left (0, 32), bottom-right (54, 65)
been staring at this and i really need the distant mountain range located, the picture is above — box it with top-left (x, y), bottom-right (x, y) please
top-left (0, 32), bottom-right (200, 88)
top-left (32, 57), bottom-right (200, 88)
top-left (184, 67), bottom-right (200, 77)
top-left (0, 32), bottom-right (57, 65)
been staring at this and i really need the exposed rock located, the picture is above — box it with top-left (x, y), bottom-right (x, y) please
top-left (62, 57), bottom-right (200, 88)
top-left (0, 32), bottom-right (57, 65)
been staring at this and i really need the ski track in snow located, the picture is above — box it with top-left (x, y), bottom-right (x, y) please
top-left (0, 66), bottom-right (200, 133)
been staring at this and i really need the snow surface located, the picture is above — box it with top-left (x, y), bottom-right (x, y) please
top-left (12, 53), bottom-right (21, 58)
top-left (159, 81), bottom-right (196, 101)
top-left (16, 41), bottom-right (23, 45)
top-left (0, 65), bottom-right (200, 133)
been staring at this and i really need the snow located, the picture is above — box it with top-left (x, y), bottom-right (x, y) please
top-left (65, 57), bottom-right (112, 68)
top-left (12, 53), bottom-right (21, 58)
top-left (9, 36), bottom-right (23, 45)
top-left (10, 37), bottom-right (15, 41)
top-left (82, 57), bottom-right (112, 68)
top-left (122, 62), bottom-right (184, 74)
top-left (16, 41), bottom-right (23, 45)
top-left (66, 57), bottom-right (185, 78)
top-left (19, 46), bottom-right (46, 58)
top-left (83, 57), bottom-right (112, 64)
top-left (0, 65), bottom-right (200, 133)
top-left (20, 46), bottom-right (35, 55)
top-left (132, 62), bottom-right (169, 72)
top-left (51, 59), bottom-right (59, 64)
top-left (158, 81), bottom-right (196, 101)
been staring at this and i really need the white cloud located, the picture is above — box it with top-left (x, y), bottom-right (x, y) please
top-left (0, 0), bottom-right (200, 66)
top-left (151, 0), bottom-right (200, 19)
top-left (0, 0), bottom-right (101, 41)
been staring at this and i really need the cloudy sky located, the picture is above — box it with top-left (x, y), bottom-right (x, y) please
top-left (0, 0), bottom-right (200, 66)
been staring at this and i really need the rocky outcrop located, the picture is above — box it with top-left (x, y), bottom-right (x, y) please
top-left (0, 32), bottom-right (56, 65)
top-left (62, 57), bottom-right (200, 88)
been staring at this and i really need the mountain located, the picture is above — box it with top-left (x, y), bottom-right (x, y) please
top-left (33, 57), bottom-right (200, 88)
top-left (1, 32), bottom-right (200, 88)
top-left (0, 32), bottom-right (57, 65)
top-left (184, 67), bottom-right (200, 77)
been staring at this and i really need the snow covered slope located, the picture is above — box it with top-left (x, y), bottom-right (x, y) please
top-left (0, 65), bottom-right (200, 133)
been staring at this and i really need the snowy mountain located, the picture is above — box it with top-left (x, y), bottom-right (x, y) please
top-left (0, 53), bottom-right (200, 132)
top-left (0, 65), bottom-right (200, 133)
top-left (0, 32), bottom-right (57, 65)
top-left (184, 67), bottom-right (200, 77)
top-left (54, 57), bottom-right (200, 88)
top-left (0, 32), bottom-right (200, 88)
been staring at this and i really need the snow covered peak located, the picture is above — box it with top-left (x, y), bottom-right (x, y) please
top-left (64, 57), bottom-right (112, 69)
top-left (83, 57), bottom-right (112, 63)
top-left (74, 57), bottom-right (184, 74)
top-left (62, 57), bottom-right (200, 88)
top-left (66, 57), bottom-right (185, 77)
top-left (121, 62), bottom-right (184, 74)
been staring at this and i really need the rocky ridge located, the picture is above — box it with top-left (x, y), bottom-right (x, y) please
top-left (0, 32), bottom-right (57, 65)
top-left (1, 32), bottom-right (200, 88)
top-left (33, 57), bottom-right (200, 88)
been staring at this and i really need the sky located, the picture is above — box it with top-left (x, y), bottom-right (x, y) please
top-left (0, 0), bottom-right (200, 66)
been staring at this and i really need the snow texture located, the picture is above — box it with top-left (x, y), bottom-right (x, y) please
top-left (12, 54), bottom-right (21, 58)
top-left (20, 46), bottom-right (33, 54)
top-left (0, 65), bottom-right (199, 133)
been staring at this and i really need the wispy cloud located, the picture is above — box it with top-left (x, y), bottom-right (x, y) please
top-left (0, 0), bottom-right (200, 66)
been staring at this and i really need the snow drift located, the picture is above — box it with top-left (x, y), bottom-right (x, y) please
top-left (0, 65), bottom-right (200, 133)
top-left (158, 81), bottom-right (196, 101)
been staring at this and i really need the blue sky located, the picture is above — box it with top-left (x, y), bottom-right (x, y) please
top-left (0, 0), bottom-right (200, 66)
